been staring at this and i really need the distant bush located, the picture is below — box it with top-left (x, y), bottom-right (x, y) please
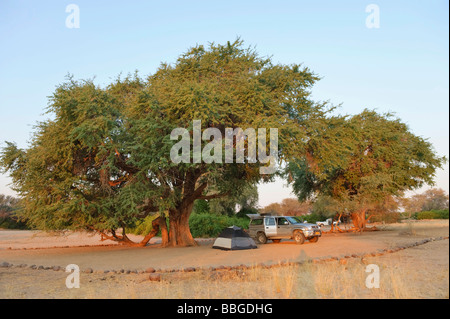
top-left (301, 213), bottom-right (330, 224)
top-left (437, 209), bottom-right (450, 219)
top-left (130, 212), bottom-right (250, 238)
top-left (235, 207), bottom-right (258, 219)
top-left (192, 199), bottom-right (210, 214)
top-left (0, 195), bottom-right (28, 230)
top-left (189, 213), bottom-right (249, 238)
top-left (416, 211), bottom-right (439, 220)
top-left (416, 209), bottom-right (449, 220)
top-left (301, 213), bottom-right (319, 224)
top-left (0, 215), bottom-right (28, 229)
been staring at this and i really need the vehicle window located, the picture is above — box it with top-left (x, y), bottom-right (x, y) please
top-left (291, 216), bottom-right (304, 223)
top-left (251, 218), bottom-right (263, 225)
top-left (286, 217), bottom-right (300, 224)
top-left (265, 217), bottom-right (275, 226)
top-left (277, 217), bottom-right (289, 225)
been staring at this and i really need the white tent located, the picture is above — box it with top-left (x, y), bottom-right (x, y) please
top-left (212, 225), bottom-right (257, 251)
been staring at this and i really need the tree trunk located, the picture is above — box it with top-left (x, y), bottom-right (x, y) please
top-left (95, 216), bottom-right (170, 247)
top-left (167, 202), bottom-right (197, 247)
top-left (351, 210), bottom-right (367, 231)
top-left (138, 216), bottom-right (169, 247)
top-left (97, 202), bottom-right (197, 247)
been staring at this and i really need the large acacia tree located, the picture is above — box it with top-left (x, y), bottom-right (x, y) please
top-left (287, 110), bottom-right (446, 231)
top-left (0, 40), bottom-right (327, 246)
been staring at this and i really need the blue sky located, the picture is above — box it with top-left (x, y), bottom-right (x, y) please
top-left (0, 0), bottom-right (448, 206)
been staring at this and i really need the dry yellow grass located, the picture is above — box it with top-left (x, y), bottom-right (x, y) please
top-left (69, 248), bottom-right (447, 299)
top-left (385, 219), bottom-right (448, 236)
top-left (1, 249), bottom-right (448, 299)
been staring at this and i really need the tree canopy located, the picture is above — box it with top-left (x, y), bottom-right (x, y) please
top-left (0, 194), bottom-right (24, 229)
top-left (402, 188), bottom-right (449, 214)
top-left (0, 39), bottom-right (328, 246)
top-left (1, 40), bottom-right (445, 241)
top-left (261, 198), bottom-right (311, 216)
top-left (286, 110), bottom-right (446, 230)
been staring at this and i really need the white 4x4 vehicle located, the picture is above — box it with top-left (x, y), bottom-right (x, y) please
top-left (316, 218), bottom-right (340, 227)
top-left (248, 215), bottom-right (322, 244)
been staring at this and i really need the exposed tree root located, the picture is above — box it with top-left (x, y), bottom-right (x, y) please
top-left (93, 216), bottom-right (169, 247)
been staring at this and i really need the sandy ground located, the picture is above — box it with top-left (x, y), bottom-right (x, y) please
top-left (0, 231), bottom-right (386, 271)
top-left (0, 220), bottom-right (448, 298)
top-left (0, 229), bottom-right (160, 250)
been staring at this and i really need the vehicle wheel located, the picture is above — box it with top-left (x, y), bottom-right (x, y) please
top-left (256, 232), bottom-right (267, 244)
top-left (272, 239), bottom-right (281, 243)
top-left (293, 230), bottom-right (305, 245)
top-left (309, 236), bottom-right (319, 243)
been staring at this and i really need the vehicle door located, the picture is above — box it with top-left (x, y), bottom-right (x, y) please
top-left (264, 217), bottom-right (277, 237)
top-left (276, 217), bottom-right (291, 237)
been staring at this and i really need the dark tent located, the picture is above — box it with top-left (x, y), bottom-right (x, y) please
top-left (212, 225), bottom-right (257, 250)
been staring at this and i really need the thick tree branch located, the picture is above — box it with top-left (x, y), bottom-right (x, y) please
top-left (138, 216), bottom-right (169, 247)
top-left (114, 148), bottom-right (140, 175)
top-left (191, 182), bottom-right (208, 199)
top-left (89, 216), bottom-right (168, 247)
top-left (197, 190), bottom-right (231, 200)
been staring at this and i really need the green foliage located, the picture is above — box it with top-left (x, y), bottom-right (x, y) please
top-left (2, 39), bottom-right (444, 244)
top-left (416, 211), bottom-right (439, 220)
top-left (131, 211), bottom-right (250, 238)
top-left (0, 195), bottom-right (27, 229)
top-left (129, 214), bottom-right (161, 236)
top-left (301, 213), bottom-right (324, 224)
top-left (193, 184), bottom-right (259, 216)
top-left (311, 196), bottom-right (339, 218)
top-left (416, 209), bottom-right (449, 220)
top-left (192, 200), bottom-right (210, 214)
top-left (235, 207), bottom-right (258, 219)
top-left (0, 40), bottom-right (325, 244)
top-left (188, 212), bottom-right (249, 238)
top-left (208, 183), bottom-right (259, 216)
top-left (287, 110), bottom-right (447, 218)
top-left (0, 216), bottom-right (28, 229)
